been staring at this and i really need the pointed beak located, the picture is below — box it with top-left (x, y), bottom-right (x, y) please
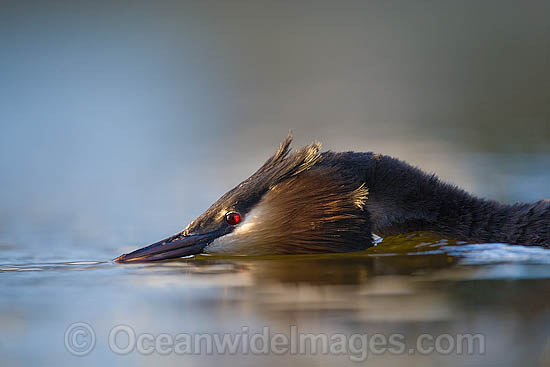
top-left (114, 231), bottom-right (222, 263)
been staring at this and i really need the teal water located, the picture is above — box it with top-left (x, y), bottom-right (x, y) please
top-left (1, 232), bottom-right (549, 367)
top-left (1, 2), bottom-right (549, 365)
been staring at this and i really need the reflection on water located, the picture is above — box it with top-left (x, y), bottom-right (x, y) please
top-left (1, 233), bottom-right (549, 366)
top-left (1, 1), bottom-right (549, 365)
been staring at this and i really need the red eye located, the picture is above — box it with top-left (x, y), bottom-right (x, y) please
top-left (225, 212), bottom-right (241, 225)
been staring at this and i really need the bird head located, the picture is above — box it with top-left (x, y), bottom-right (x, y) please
top-left (115, 135), bottom-right (371, 262)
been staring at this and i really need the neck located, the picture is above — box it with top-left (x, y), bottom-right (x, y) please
top-left (326, 152), bottom-right (549, 247)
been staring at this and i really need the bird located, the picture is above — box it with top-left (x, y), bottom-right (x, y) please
top-left (115, 134), bottom-right (549, 262)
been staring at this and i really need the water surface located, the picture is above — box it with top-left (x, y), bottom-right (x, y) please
top-left (2, 232), bottom-right (549, 366)
top-left (1, 1), bottom-right (549, 365)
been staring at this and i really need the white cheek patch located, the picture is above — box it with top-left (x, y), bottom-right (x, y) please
top-left (204, 205), bottom-right (264, 254)
top-left (234, 221), bottom-right (256, 234)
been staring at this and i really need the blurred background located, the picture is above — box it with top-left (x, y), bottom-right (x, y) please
top-left (0, 0), bottom-right (549, 258)
top-left (2, 2), bottom-right (550, 367)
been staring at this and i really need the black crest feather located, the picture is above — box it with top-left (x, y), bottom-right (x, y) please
top-left (183, 134), bottom-right (322, 234)
top-left (249, 133), bottom-right (322, 189)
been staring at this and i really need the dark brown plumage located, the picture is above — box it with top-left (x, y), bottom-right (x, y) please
top-left (115, 135), bottom-right (549, 262)
top-left (326, 150), bottom-right (549, 248)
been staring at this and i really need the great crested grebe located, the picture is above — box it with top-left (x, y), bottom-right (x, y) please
top-left (115, 135), bottom-right (549, 262)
